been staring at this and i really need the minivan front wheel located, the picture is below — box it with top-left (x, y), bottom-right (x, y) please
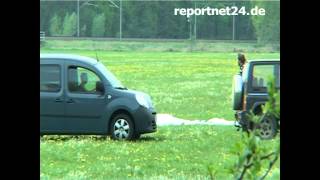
top-left (110, 114), bottom-right (135, 140)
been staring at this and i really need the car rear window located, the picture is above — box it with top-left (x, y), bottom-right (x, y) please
top-left (40, 65), bottom-right (61, 92)
top-left (251, 64), bottom-right (280, 92)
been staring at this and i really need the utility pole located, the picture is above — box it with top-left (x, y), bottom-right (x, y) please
top-left (120, 0), bottom-right (122, 41)
top-left (77, 1), bottom-right (98, 37)
top-left (108, 0), bottom-right (122, 40)
top-left (77, 0), bottom-right (80, 37)
top-left (188, 17), bottom-right (192, 40)
top-left (232, 2), bottom-right (235, 40)
top-left (194, 2), bottom-right (197, 40)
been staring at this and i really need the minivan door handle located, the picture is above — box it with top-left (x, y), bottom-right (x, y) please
top-left (66, 99), bottom-right (74, 103)
top-left (55, 98), bottom-right (63, 103)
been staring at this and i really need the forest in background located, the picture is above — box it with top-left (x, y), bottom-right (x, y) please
top-left (40, 0), bottom-right (279, 43)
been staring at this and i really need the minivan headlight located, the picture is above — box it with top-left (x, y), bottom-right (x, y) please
top-left (135, 94), bottom-right (150, 109)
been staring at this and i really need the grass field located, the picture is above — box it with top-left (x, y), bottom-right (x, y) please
top-left (40, 40), bottom-right (280, 179)
top-left (41, 126), bottom-right (280, 179)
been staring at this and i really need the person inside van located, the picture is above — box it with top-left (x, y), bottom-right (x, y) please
top-left (78, 73), bottom-right (88, 92)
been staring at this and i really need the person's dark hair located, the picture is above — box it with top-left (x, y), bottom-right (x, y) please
top-left (238, 53), bottom-right (247, 65)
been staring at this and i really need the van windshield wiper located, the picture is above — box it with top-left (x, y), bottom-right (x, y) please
top-left (114, 87), bottom-right (128, 90)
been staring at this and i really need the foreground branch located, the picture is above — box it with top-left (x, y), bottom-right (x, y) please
top-left (238, 162), bottom-right (253, 180)
top-left (260, 153), bottom-right (279, 180)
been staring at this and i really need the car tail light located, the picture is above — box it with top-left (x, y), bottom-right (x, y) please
top-left (242, 94), bottom-right (247, 111)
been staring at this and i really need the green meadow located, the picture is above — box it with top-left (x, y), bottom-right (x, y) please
top-left (40, 40), bottom-right (280, 179)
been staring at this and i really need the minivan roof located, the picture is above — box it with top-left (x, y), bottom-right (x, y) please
top-left (40, 54), bottom-right (98, 65)
top-left (248, 59), bottom-right (280, 63)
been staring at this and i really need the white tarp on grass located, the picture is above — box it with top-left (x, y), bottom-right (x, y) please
top-left (156, 114), bottom-right (234, 126)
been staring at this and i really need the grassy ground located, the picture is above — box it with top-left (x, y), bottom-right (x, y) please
top-left (40, 126), bottom-right (280, 179)
top-left (40, 40), bottom-right (280, 179)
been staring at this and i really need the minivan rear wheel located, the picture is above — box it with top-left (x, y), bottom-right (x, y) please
top-left (257, 114), bottom-right (278, 140)
top-left (110, 114), bottom-right (135, 140)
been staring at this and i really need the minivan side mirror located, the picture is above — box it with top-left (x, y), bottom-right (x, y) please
top-left (96, 81), bottom-right (105, 94)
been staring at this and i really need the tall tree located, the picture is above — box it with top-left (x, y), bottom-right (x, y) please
top-left (91, 13), bottom-right (106, 37)
top-left (40, 0), bottom-right (260, 40)
top-left (49, 13), bottom-right (62, 36)
top-left (251, 1), bottom-right (280, 43)
top-left (62, 12), bottom-right (77, 36)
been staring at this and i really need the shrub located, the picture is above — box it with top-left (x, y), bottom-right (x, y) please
top-left (49, 14), bottom-right (62, 36)
top-left (62, 12), bottom-right (77, 36)
top-left (91, 14), bottom-right (106, 37)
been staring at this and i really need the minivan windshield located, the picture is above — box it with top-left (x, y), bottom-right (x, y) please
top-left (95, 63), bottom-right (125, 88)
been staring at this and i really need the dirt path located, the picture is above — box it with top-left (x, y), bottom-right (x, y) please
top-left (156, 114), bottom-right (234, 126)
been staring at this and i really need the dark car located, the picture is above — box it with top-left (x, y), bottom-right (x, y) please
top-left (40, 54), bottom-right (157, 140)
top-left (232, 59), bottom-right (280, 139)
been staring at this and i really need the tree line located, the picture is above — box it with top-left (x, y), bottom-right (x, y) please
top-left (40, 1), bottom-right (279, 43)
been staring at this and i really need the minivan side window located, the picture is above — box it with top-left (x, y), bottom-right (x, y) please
top-left (68, 66), bottom-right (102, 94)
top-left (251, 64), bottom-right (280, 92)
top-left (40, 65), bottom-right (61, 92)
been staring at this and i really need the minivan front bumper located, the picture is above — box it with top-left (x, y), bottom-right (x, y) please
top-left (132, 107), bottom-right (157, 134)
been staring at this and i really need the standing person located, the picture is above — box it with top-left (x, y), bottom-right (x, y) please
top-left (237, 53), bottom-right (247, 75)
